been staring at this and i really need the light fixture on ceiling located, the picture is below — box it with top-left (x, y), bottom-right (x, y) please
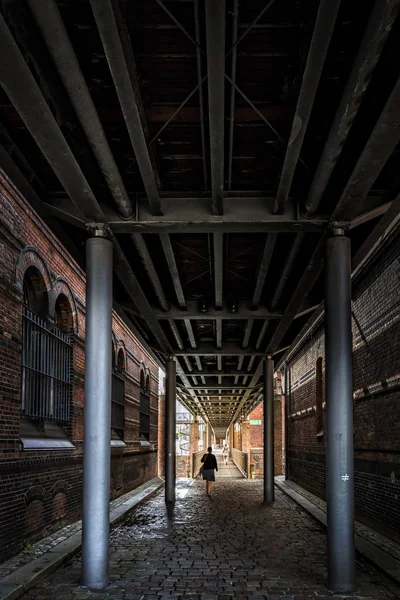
top-left (199, 299), bottom-right (208, 313)
top-left (229, 299), bottom-right (238, 313)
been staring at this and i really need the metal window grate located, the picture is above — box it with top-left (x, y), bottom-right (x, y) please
top-left (112, 373), bottom-right (125, 434)
top-left (139, 391), bottom-right (150, 441)
top-left (21, 307), bottom-right (72, 422)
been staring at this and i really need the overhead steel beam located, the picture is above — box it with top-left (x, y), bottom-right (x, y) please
top-left (178, 371), bottom-right (253, 377)
top-left (252, 233), bottom-right (277, 307)
top-left (304, 0), bottom-right (400, 216)
top-left (205, 0), bottom-right (226, 215)
top-left (267, 237), bottom-right (325, 354)
top-left (159, 234), bottom-right (199, 351)
top-left (184, 385), bottom-right (258, 391)
top-left (194, 0), bottom-right (209, 189)
top-left (332, 76), bottom-right (400, 221)
top-left (0, 150), bottom-right (82, 265)
top-left (27, 0), bottom-right (134, 220)
top-left (175, 345), bottom-right (266, 356)
top-left (48, 195), bottom-right (329, 233)
top-left (160, 234), bottom-right (186, 307)
top-left (0, 13), bottom-right (103, 221)
top-left (242, 319), bottom-right (254, 349)
top-left (0, 13), bottom-right (173, 356)
top-left (227, 0), bottom-right (239, 190)
top-left (213, 233), bottom-right (224, 308)
top-left (89, 0), bottom-right (162, 215)
top-left (154, 303), bottom-right (283, 320)
top-left (131, 234), bottom-right (169, 311)
top-left (269, 233), bottom-right (305, 311)
top-left (273, 0), bottom-right (341, 214)
top-left (216, 318), bottom-right (222, 349)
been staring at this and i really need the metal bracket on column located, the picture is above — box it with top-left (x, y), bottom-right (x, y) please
top-left (328, 222), bottom-right (350, 236)
top-left (86, 222), bottom-right (112, 238)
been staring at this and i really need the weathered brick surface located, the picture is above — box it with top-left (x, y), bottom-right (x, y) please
top-left (287, 234), bottom-right (400, 533)
top-left (0, 173), bottom-right (161, 561)
top-left (246, 397), bottom-right (284, 478)
top-left (19, 481), bottom-right (400, 600)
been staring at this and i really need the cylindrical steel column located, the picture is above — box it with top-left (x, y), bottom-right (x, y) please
top-left (325, 230), bottom-right (355, 592)
top-left (263, 356), bottom-right (275, 503)
top-left (82, 232), bottom-right (113, 589)
top-left (165, 357), bottom-right (176, 504)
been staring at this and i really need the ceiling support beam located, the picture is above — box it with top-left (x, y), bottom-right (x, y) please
top-left (304, 0), bottom-right (400, 216)
top-left (27, 0), bottom-right (134, 220)
top-left (205, 0), bottom-right (226, 215)
top-left (251, 233), bottom-right (277, 308)
top-left (273, 0), bottom-right (341, 214)
top-left (266, 237), bottom-right (324, 355)
top-left (332, 76), bottom-right (400, 221)
top-left (0, 13), bottom-right (103, 221)
top-left (213, 233), bottom-right (224, 308)
top-left (160, 234), bottom-right (186, 307)
top-left (175, 345), bottom-right (267, 356)
top-left (194, 0), bottom-right (209, 190)
top-left (0, 13), bottom-right (173, 357)
top-left (227, 0), bottom-right (239, 190)
top-left (159, 233), bottom-right (200, 352)
top-left (132, 234), bottom-right (169, 311)
top-left (269, 233), bottom-right (305, 311)
top-left (89, 0), bottom-right (162, 215)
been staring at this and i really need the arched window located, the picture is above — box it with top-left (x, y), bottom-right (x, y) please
top-left (117, 348), bottom-right (126, 372)
top-left (139, 369), bottom-right (150, 441)
top-left (316, 357), bottom-right (323, 436)
top-left (55, 294), bottom-right (74, 333)
top-left (22, 270), bottom-right (72, 423)
top-left (111, 337), bottom-right (125, 439)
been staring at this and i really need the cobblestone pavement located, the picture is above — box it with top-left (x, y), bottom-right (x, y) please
top-left (0, 479), bottom-right (160, 580)
top-left (277, 477), bottom-right (400, 564)
top-left (20, 480), bottom-right (400, 600)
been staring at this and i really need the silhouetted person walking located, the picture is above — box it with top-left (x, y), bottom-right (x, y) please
top-left (201, 446), bottom-right (218, 496)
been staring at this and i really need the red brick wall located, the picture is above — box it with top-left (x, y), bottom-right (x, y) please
top-left (247, 397), bottom-right (284, 477)
top-left (0, 173), bottom-right (161, 561)
top-left (286, 235), bottom-right (400, 533)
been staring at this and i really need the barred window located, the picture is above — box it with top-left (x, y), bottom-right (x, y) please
top-left (316, 357), bottom-right (323, 436)
top-left (139, 369), bottom-right (150, 441)
top-left (112, 373), bottom-right (125, 437)
top-left (21, 269), bottom-right (72, 423)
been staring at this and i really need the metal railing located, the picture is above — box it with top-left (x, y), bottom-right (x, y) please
top-left (21, 307), bottom-right (72, 423)
top-left (192, 449), bottom-right (205, 477)
top-left (231, 448), bottom-right (249, 478)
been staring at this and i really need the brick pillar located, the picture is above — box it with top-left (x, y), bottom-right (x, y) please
top-left (233, 425), bottom-right (239, 449)
top-left (202, 426), bottom-right (207, 451)
top-left (229, 424), bottom-right (234, 453)
top-left (241, 421), bottom-right (250, 452)
top-left (274, 392), bottom-right (283, 475)
top-left (158, 393), bottom-right (165, 477)
top-left (190, 420), bottom-right (199, 476)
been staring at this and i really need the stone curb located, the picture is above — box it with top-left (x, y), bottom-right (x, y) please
top-left (275, 479), bottom-right (400, 587)
top-left (0, 477), bottom-right (164, 600)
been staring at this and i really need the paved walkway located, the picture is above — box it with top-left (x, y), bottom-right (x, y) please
top-left (17, 479), bottom-right (400, 600)
top-left (214, 449), bottom-right (243, 479)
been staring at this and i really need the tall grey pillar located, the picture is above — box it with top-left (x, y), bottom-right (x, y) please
top-left (263, 356), bottom-right (275, 503)
top-left (264, 356), bottom-right (275, 502)
top-left (325, 229), bottom-right (355, 592)
top-left (82, 231), bottom-right (113, 589)
top-left (165, 357), bottom-right (176, 504)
